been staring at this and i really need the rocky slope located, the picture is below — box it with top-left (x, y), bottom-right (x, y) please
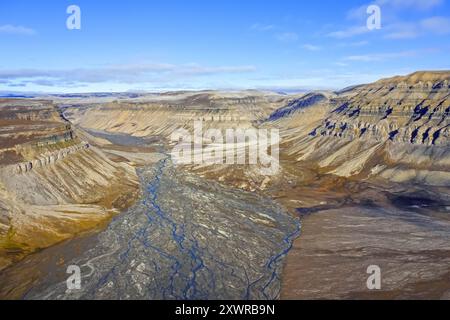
top-left (60, 91), bottom-right (293, 190)
top-left (0, 100), bottom-right (139, 271)
top-left (271, 71), bottom-right (450, 186)
top-left (64, 91), bottom-right (287, 138)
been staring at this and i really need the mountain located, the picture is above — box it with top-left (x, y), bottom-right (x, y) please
top-left (274, 71), bottom-right (450, 186)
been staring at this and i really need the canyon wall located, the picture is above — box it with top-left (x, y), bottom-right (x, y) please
top-left (0, 100), bottom-right (139, 271)
top-left (2, 142), bottom-right (90, 175)
top-left (63, 76), bottom-right (449, 188)
top-left (274, 72), bottom-right (450, 186)
top-left (65, 91), bottom-right (288, 139)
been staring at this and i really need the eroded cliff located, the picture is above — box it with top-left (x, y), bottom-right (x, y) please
top-left (273, 71), bottom-right (450, 186)
top-left (0, 100), bottom-right (139, 271)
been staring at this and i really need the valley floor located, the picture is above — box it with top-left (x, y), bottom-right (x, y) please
top-left (281, 194), bottom-right (450, 299)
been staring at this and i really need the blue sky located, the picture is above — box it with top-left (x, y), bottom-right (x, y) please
top-left (0, 0), bottom-right (450, 93)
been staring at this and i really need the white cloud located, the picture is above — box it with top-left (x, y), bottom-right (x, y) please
top-left (250, 23), bottom-right (275, 32)
top-left (178, 64), bottom-right (257, 76)
top-left (384, 30), bottom-right (419, 39)
top-left (381, 0), bottom-right (443, 10)
top-left (327, 26), bottom-right (370, 39)
top-left (346, 5), bottom-right (371, 21)
top-left (335, 0), bottom-right (447, 41)
top-left (276, 32), bottom-right (299, 42)
top-left (343, 50), bottom-right (416, 62)
top-left (384, 22), bottom-right (420, 39)
top-left (301, 44), bottom-right (321, 51)
top-left (338, 40), bottom-right (370, 47)
top-left (245, 69), bottom-right (410, 91)
top-left (384, 17), bottom-right (450, 39)
top-left (420, 16), bottom-right (450, 35)
top-left (0, 63), bottom-right (257, 87)
top-left (334, 62), bottom-right (350, 67)
top-left (0, 25), bottom-right (36, 35)
top-left (348, 0), bottom-right (443, 20)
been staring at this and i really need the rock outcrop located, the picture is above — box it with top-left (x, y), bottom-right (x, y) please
top-left (0, 100), bottom-right (139, 271)
top-left (64, 91), bottom-right (288, 139)
top-left (310, 72), bottom-right (449, 146)
top-left (274, 71), bottom-right (450, 186)
top-left (6, 142), bottom-right (90, 174)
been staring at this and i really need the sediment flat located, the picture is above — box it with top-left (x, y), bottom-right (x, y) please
top-left (281, 189), bottom-right (450, 299)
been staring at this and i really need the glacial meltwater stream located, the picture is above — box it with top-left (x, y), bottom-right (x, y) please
top-left (0, 145), bottom-right (300, 300)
